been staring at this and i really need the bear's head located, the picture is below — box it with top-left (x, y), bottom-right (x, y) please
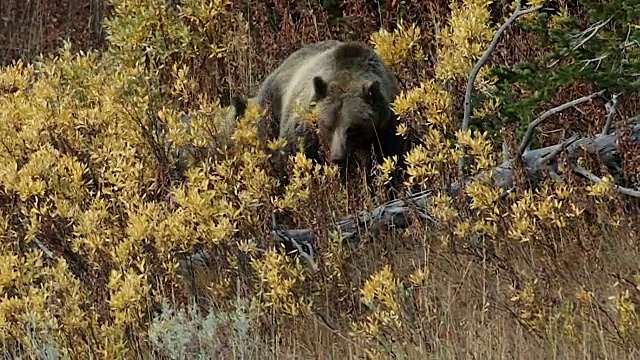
top-left (310, 74), bottom-right (396, 168)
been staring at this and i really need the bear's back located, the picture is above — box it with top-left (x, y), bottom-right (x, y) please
top-left (256, 40), bottom-right (343, 118)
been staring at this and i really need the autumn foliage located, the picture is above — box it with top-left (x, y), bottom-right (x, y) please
top-left (0, 0), bottom-right (639, 359)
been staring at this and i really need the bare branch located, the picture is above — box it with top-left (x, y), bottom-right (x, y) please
top-left (571, 164), bottom-right (640, 198)
top-left (519, 90), bottom-right (604, 154)
top-left (602, 93), bottom-right (620, 135)
top-left (535, 134), bottom-right (579, 168)
top-left (462, 4), bottom-right (543, 132)
top-left (572, 17), bottom-right (613, 50)
top-left (34, 238), bottom-right (54, 260)
top-left (579, 55), bottom-right (608, 71)
top-left (502, 140), bottom-right (510, 163)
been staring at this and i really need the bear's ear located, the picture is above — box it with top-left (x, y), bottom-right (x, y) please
top-left (312, 76), bottom-right (328, 100)
top-left (365, 80), bottom-right (382, 105)
top-left (231, 95), bottom-right (249, 120)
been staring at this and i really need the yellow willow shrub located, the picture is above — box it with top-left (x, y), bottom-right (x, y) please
top-left (391, 80), bottom-right (463, 189)
top-left (0, 33), bottom-right (281, 355)
top-left (349, 265), bottom-right (428, 358)
top-left (0, 251), bottom-right (97, 357)
top-left (108, 267), bottom-right (151, 327)
top-left (0, 50), bottom-right (159, 355)
top-left (455, 129), bottom-right (498, 174)
top-left (501, 182), bottom-right (583, 243)
top-left (273, 152), bottom-right (346, 215)
top-left (370, 20), bottom-right (425, 72)
top-left (104, 0), bottom-right (248, 105)
top-left (436, 0), bottom-right (495, 85)
top-left (250, 248), bottom-right (312, 317)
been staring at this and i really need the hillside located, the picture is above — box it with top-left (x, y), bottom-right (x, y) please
top-left (0, 0), bottom-right (639, 359)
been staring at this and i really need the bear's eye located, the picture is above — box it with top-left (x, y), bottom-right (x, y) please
top-left (346, 125), bottom-right (359, 138)
top-left (365, 91), bottom-right (376, 106)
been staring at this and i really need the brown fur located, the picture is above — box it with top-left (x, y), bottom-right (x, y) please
top-left (255, 40), bottom-right (405, 173)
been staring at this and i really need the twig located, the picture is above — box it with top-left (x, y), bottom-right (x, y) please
top-left (572, 164), bottom-right (640, 198)
top-left (602, 93), bottom-right (620, 135)
top-left (579, 54), bottom-right (608, 72)
top-left (271, 210), bottom-right (318, 271)
top-left (518, 91), bottom-right (604, 154)
top-left (34, 238), bottom-right (54, 260)
top-left (620, 24), bottom-right (639, 53)
top-left (462, 4), bottom-right (543, 133)
top-left (502, 140), bottom-right (510, 163)
top-left (273, 228), bottom-right (318, 272)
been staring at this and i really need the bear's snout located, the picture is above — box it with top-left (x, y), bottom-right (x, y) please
top-left (329, 129), bottom-right (348, 164)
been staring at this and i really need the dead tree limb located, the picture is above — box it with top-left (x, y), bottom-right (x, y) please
top-left (460, 3), bottom-right (543, 174)
top-left (602, 93), bottom-right (620, 135)
top-left (571, 164), bottom-right (640, 197)
top-left (518, 91), bottom-right (604, 154)
top-left (462, 4), bottom-right (543, 133)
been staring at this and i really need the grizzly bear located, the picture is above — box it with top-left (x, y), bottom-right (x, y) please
top-left (254, 40), bottom-right (405, 178)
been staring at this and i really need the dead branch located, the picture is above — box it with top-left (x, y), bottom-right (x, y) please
top-left (459, 3), bottom-right (542, 176)
top-left (462, 4), bottom-right (543, 133)
top-left (602, 93), bottom-right (620, 135)
top-left (572, 17), bottom-right (613, 51)
top-left (272, 190), bottom-right (435, 247)
top-left (518, 91), bottom-right (604, 154)
top-left (571, 164), bottom-right (640, 198)
top-left (535, 134), bottom-right (579, 169)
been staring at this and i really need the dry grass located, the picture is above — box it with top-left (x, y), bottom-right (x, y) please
top-left (0, 0), bottom-right (109, 65)
top-left (1, 1), bottom-right (639, 359)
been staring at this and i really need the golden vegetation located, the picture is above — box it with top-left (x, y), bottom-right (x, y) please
top-left (0, 0), bottom-right (638, 358)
